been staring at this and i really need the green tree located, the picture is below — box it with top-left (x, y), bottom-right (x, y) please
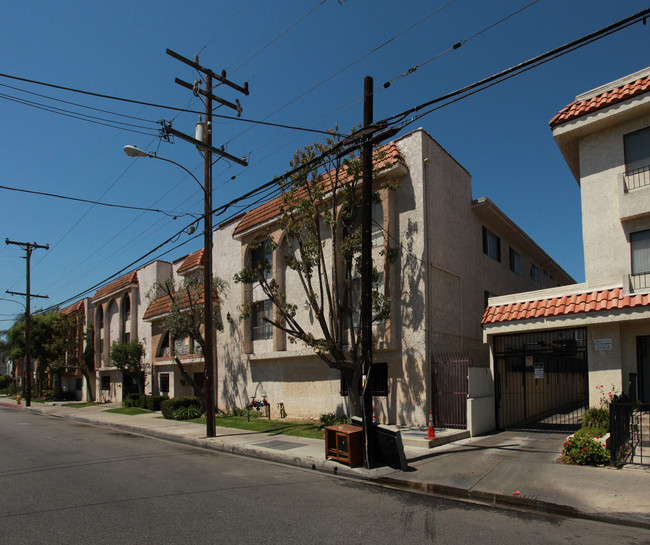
top-left (149, 275), bottom-right (227, 414)
top-left (2, 312), bottom-right (58, 396)
top-left (234, 131), bottom-right (396, 416)
top-left (110, 340), bottom-right (146, 394)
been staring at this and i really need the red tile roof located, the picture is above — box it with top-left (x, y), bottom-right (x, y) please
top-left (550, 74), bottom-right (650, 127)
top-left (143, 286), bottom-right (217, 320)
top-left (482, 288), bottom-right (650, 325)
top-left (177, 249), bottom-right (205, 274)
top-left (60, 300), bottom-right (84, 315)
top-left (233, 142), bottom-right (406, 236)
top-left (92, 271), bottom-right (138, 302)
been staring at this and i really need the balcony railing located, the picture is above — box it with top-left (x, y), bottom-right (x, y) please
top-left (624, 165), bottom-right (650, 192)
top-left (629, 272), bottom-right (650, 291)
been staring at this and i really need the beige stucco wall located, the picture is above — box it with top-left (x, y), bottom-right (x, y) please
top-left (578, 110), bottom-right (650, 286)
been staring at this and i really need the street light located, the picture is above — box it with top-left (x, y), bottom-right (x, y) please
top-left (124, 145), bottom-right (217, 438)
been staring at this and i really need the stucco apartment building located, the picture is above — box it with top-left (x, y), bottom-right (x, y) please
top-left (91, 260), bottom-right (171, 402)
top-left (213, 128), bottom-right (573, 431)
top-left (483, 68), bottom-right (650, 429)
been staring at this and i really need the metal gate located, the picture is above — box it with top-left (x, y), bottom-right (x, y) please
top-left (494, 328), bottom-right (587, 430)
top-left (431, 353), bottom-right (470, 429)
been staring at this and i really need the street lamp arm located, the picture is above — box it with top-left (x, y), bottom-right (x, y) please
top-left (123, 145), bottom-right (204, 192)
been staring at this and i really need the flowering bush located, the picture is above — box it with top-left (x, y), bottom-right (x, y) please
top-left (595, 384), bottom-right (618, 408)
top-left (562, 434), bottom-right (610, 465)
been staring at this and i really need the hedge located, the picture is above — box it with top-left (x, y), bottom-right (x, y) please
top-left (161, 396), bottom-right (201, 420)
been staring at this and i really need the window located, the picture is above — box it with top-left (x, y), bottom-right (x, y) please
top-left (371, 200), bottom-right (384, 247)
top-left (251, 299), bottom-right (273, 341)
top-left (122, 295), bottom-right (131, 322)
top-left (624, 126), bottom-right (650, 174)
top-left (101, 376), bottom-right (110, 391)
top-left (531, 264), bottom-right (540, 283)
top-left (123, 332), bottom-right (130, 344)
top-left (159, 373), bottom-right (170, 394)
top-left (251, 240), bottom-right (273, 281)
top-left (631, 229), bottom-right (650, 274)
top-left (98, 306), bottom-right (104, 328)
top-left (349, 272), bottom-right (385, 328)
top-left (509, 248), bottom-right (520, 275)
top-left (340, 363), bottom-right (388, 397)
top-left (482, 227), bottom-right (501, 262)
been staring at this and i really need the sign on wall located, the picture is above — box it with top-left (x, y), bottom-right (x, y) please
top-left (594, 338), bottom-right (613, 351)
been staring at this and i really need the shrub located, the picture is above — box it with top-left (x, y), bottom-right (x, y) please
top-left (0, 374), bottom-right (13, 389)
top-left (562, 434), bottom-right (610, 465)
top-left (229, 407), bottom-right (248, 417)
top-left (161, 396), bottom-right (201, 420)
top-left (319, 412), bottom-right (350, 429)
top-left (173, 405), bottom-right (201, 420)
top-left (583, 407), bottom-right (610, 431)
top-left (123, 393), bottom-right (146, 408)
top-left (146, 395), bottom-right (169, 411)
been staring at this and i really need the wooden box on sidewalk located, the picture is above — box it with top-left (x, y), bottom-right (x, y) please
top-left (325, 424), bottom-right (363, 467)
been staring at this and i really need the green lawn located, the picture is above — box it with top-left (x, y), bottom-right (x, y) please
top-left (104, 407), bottom-right (154, 416)
top-left (190, 415), bottom-right (325, 440)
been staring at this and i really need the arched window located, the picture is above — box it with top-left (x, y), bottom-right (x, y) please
top-left (251, 239), bottom-right (273, 281)
top-left (122, 294), bottom-right (131, 343)
top-left (158, 332), bottom-right (171, 358)
top-left (98, 306), bottom-right (104, 329)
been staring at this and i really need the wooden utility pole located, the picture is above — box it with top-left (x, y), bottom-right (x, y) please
top-left (361, 76), bottom-right (376, 469)
top-left (165, 49), bottom-right (248, 438)
top-left (5, 238), bottom-right (49, 407)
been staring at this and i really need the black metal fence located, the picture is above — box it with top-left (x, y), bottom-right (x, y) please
top-left (431, 353), bottom-right (470, 429)
top-left (610, 396), bottom-right (650, 466)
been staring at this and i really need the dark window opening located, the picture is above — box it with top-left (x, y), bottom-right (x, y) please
top-left (482, 227), bottom-right (501, 262)
top-left (101, 376), bottom-right (110, 391)
top-left (160, 373), bottom-right (170, 394)
top-left (509, 248), bottom-right (520, 275)
top-left (624, 126), bottom-right (650, 174)
top-left (251, 299), bottom-right (273, 341)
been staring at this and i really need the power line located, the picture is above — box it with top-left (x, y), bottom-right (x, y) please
top-left (383, 0), bottom-right (541, 89)
top-left (0, 72), bottom-right (341, 136)
top-left (381, 7), bottom-right (650, 129)
top-left (0, 184), bottom-right (197, 218)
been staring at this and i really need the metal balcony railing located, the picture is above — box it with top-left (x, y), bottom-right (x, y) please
top-left (624, 165), bottom-right (650, 192)
top-left (629, 272), bottom-right (650, 291)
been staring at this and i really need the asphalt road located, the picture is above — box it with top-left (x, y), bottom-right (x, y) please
top-left (0, 406), bottom-right (648, 545)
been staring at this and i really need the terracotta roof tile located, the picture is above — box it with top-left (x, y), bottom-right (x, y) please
top-left (92, 271), bottom-right (138, 302)
top-left (482, 288), bottom-right (650, 325)
top-left (177, 249), bottom-right (205, 274)
top-left (233, 142), bottom-right (406, 236)
top-left (143, 286), bottom-right (218, 320)
top-left (550, 74), bottom-right (650, 127)
top-left (60, 300), bottom-right (84, 315)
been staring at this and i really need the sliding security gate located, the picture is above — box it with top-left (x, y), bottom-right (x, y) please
top-left (494, 328), bottom-right (587, 430)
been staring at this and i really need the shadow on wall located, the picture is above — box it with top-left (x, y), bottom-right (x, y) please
top-left (389, 217), bottom-right (426, 426)
top-left (220, 317), bottom-right (250, 411)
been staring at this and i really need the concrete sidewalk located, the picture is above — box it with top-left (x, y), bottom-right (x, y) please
top-left (2, 397), bottom-right (649, 529)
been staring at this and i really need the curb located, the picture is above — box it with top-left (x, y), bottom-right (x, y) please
top-left (374, 476), bottom-right (650, 531)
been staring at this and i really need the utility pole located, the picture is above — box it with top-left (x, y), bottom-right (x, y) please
top-left (361, 76), bottom-right (376, 469)
top-left (5, 238), bottom-right (49, 407)
top-left (165, 49), bottom-right (248, 438)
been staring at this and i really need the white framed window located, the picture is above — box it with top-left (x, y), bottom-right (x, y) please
top-left (251, 240), bottom-right (273, 281)
top-left (631, 229), bottom-right (650, 274)
top-left (251, 299), bottom-right (273, 341)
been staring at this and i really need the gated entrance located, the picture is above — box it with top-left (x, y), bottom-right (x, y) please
top-left (494, 328), bottom-right (587, 430)
top-left (431, 353), bottom-right (470, 429)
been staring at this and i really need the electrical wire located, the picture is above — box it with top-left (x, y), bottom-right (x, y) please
top-left (380, 7), bottom-right (650, 129)
top-left (383, 0), bottom-right (540, 89)
top-left (0, 72), bottom-right (341, 137)
top-left (0, 184), bottom-right (197, 218)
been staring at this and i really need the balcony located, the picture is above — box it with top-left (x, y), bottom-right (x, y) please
top-left (629, 272), bottom-right (650, 292)
top-left (620, 166), bottom-right (650, 222)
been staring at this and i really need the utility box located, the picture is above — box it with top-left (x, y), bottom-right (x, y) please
top-left (325, 424), bottom-right (363, 467)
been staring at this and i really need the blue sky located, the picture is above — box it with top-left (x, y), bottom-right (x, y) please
top-left (0, 0), bottom-right (648, 325)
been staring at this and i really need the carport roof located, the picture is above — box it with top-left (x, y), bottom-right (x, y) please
top-left (482, 287), bottom-right (650, 325)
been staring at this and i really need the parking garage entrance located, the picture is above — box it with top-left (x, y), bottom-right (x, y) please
top-left (494, 327), bottom-right (588, 430)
